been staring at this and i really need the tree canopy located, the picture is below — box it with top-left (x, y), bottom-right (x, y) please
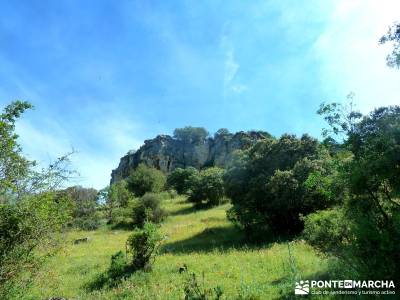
top-left (173, 126), bottom-right (209, 144)
top-left (380, 22), bottom-right (400, 68)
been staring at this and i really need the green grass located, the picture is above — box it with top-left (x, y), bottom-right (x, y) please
top-left (26, 196), bottom-right (332, 299)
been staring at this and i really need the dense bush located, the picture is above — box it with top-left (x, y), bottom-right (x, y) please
top-left (0, 193), bottom-right (72, 297)
top-left (88, 250), bottom-right (133, 289)
top-left (126, 222), bottom-right (163, 271)
top-left (90, 222), bottom-right (163, 289)
top-left (303, 104), bottom-right (400, 280)
top-left (188, 167), bottom-right (225, 206)
top-left (104, 180), bottom-right (134, 224)
top-left (127, 164), bottom-right (166, 197)
top-left (166, 167), bottom-right (199, 194)
top-left (60, 186), bottom-right (100, 230)
top-left (224, 134), bottom-right (336, 237)
top-left (132, 193), bottom-right (167, 228)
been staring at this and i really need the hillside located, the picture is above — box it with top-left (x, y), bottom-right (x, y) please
top-left (27, 196), bottom-right (331, 299)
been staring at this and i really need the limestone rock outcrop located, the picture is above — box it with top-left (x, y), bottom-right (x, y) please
top-left (110, 130), bottom-right (270, 184)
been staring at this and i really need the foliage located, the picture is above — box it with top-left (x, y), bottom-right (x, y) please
top-left (105, 180), bottom-right (134, 224)
top-left (304, 103), bottom-right (400, 280)
top-left (60, 186), bottom-right (100, 230)
top-left (173, 126), bottom-right (209, 144)
top-left (0, 101), bottom-right (33, 200)
top-left (127, 164), bottom-right (166, 197)
top-left (183, 272), bottom-right (224, 300)
top-left (380, 22), bottom-right (400, 68)
top-left (126, 222), bottom-right (163, 271)
top-left (302, 208), bottom-right (349, 258)
top-left (25, 196), bottom-right (329, 299)
top-left (214, 128), bottom-right (231, 139)
top-left (224, 134), bottom-right (336, 237)
top-left (132, 193), bottom-right (167, 228)
top-left (87, 250), bottom-right (133, 290)
top-left (167, 167), bottom-right (199, 195)
top-left (317, 93), bottom-right (362, 140)
top-left (188, 167), bottom-right (225, 206)
top-left (0, 101), bottom-right (75, 298)
top-left (0, 193), bottom-right (72, 298)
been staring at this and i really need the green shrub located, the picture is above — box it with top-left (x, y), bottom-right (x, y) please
top-left (88, 250), bottom-right (132, 290)
top-left (167, 167), bottom-right (199, 194)
top-left (109, 206), bottom-right (133, 228)
top-left (59, 186), bottom-right (100, 230)
top-left (224, 135), bottom-right (335, 237)
top-left (302, 208), bottom-right (349, 257)
top-left (158, 189), bottom-right (178, 200)
top-left (303, 205), bottom-right (400, 280)
top-left (108, 251), bottom-right (129, 279)
top-left (188, 167), bottom-right (225, 206)
top-left (126, 222), bottom-right (163, 271)
top-left (0, 101), bottom-right (75, 298)
top-left (73, 214), bottom-right (101, 230)
top-left (127, 164), bottom-right (166, 197)
top-left (305, 102), bottom-right (400, 281)
top-left (0, 193), bottom-right (72, 297)
top-left (132, 193), bottom-right (167, 228)
top-left (106, 180), bottom-right (134, 224)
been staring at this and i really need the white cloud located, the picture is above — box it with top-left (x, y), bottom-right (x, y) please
top-left (221, 34), bottom-right (248, 96)
top-left (314, 0), bottom-right (400, 113)
top-left (224, 49), bottom-right (239, 84)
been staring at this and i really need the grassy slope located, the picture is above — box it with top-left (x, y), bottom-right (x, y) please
top-left (27, 196), bottom-right (330, 299)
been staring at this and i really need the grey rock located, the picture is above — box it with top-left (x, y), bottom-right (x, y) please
top-left (73, 237), bottom-right (89, 244)
top-left (110, 130), bottom-right (270, 184)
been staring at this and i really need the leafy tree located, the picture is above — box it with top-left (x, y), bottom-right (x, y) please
top-left (127, 164), bottom-right (166, 197)
top-left (188, 167), bottom-right (225, 206)
top-left (214, 128), bottom-right (231, 139)
top-left (0, 101), bottom-right (74, 298)
top-left (224, 134), bottom-right (335, 237)
top-left (304, 103), bottom-right (400, 280)
top-left (60, 186), bottom-right (99, 230)
top-left (380, 22), bottom-right (400, 68)
top-left (166, 167), bottom-right (199, 194)
top-left (106, 180), bottom-right (134, 224)
top-left (0, 101), bottom-right (33, 200)
top-left (173, 126), bottom-right (209, 144)
top-left (317, 93), bottom-right (362, 140)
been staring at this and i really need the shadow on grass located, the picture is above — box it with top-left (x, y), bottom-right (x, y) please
top-left (273, 259), bottom-right (349, 299)
top-left (162, 225), bottom-right (293, 254)
top-left (161, 225), bottom-right (244, 253)
top-left (109, 221), bottom-right (134, 231)
top-left (86, 264), bottom-right (136, 291)
top-left (168, 203), bottom-right (209, 216)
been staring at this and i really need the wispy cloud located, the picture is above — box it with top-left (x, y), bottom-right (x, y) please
top-left (221, 34), bottom-right (248, 96)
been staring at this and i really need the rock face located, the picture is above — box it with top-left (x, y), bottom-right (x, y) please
top-left (110, 131), bottom-right (270, 184)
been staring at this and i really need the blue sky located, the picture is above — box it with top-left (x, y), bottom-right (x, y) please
top-left (1, 0), bottom-right (399, 189)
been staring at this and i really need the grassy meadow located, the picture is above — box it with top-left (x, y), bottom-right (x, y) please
top-left (27, 196), bottom-right (333, 299)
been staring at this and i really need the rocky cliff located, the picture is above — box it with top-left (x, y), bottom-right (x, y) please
top-left (110, 130), bottom-right (270, 184)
